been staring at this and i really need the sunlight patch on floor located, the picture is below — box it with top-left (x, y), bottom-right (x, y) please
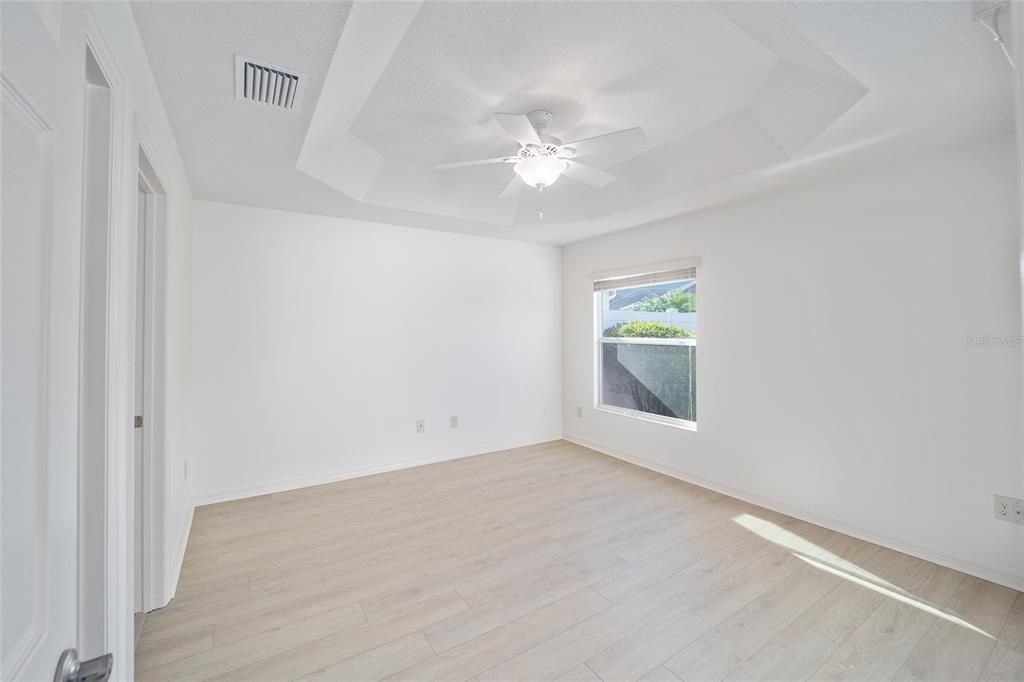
top-left (732, 513), bottom-right (993, 639)
top-left (796, 554), bottom-right (993, 638)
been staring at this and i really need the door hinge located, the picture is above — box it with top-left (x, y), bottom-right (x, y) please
top-left (134, 415), bottom-right (143, 428)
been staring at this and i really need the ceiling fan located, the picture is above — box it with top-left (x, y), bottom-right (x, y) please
top-left (434, 110), bottom-right (647, 210)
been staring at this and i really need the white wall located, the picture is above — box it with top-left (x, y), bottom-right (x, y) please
top-left (190, 201), bottom-right (562, 503)
top-left (563, 137), bottom-right (1024, 589)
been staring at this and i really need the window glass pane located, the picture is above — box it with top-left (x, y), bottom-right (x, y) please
top-left (600, 278), bottom-right (696, 337)
top-left (597, 276), bottom-right (697, 423)
top-left (601, 343), bottom-right (696, 421)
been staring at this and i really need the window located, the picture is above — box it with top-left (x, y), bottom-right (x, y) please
top-left (595, 264), bottom-right (697, 427)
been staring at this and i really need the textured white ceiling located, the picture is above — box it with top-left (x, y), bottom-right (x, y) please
top-left (132, 1), bottom-right (1013, 244)
top-left (351, 3), bottom-right (777, 163)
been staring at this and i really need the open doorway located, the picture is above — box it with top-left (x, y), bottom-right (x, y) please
top-left (134, 147), bottom-right (167, 645)
top-left (134, 179), bottom-right (147, 643)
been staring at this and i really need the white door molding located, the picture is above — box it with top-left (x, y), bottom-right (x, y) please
top-left (1009, 0), bottom-right (1024, 575)
top-left (135, 120), bottom-right (173, 611)
top-left (83, 12), bottom-right (133, 680)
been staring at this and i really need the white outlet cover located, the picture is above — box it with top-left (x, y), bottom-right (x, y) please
top-left (994, 494), bottom-right (1024, 524)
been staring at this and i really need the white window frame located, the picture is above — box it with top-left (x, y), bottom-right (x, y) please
top-left (593, 259), bottom-right (699, 431)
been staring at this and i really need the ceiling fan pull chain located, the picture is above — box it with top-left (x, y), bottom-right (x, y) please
top-left (538, 185), bottom-right (544, 221)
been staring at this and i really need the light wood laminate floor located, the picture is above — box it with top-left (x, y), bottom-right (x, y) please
top-left (136, 440), bottom-right (1023, 681)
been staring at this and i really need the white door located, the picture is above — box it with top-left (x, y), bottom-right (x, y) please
top-left (2, 3), bottom-right (89, 680)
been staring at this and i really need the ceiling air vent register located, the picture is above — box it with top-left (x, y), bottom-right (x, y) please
top-left (234, 55), bottom-right (303, 111)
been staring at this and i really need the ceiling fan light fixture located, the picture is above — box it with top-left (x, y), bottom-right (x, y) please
top-left (514, 156), bottom-right (568, 188)
top-left (434, 111), bottom-right (645, 202)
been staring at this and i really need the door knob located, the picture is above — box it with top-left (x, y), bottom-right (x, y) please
top-left (54, 648), bottom-right (113, 682)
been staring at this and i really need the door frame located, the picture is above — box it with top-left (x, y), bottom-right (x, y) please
top-left (81, 12), bottom-right (174, 679)
top-left (83, 11), bottom-right (178, 676)
top-left (134, 123), bottom-right (172, 615)
top-left (1012, 1), bottom-right (1024, 546)
top-left (81, 16), bottom-right (133, 675)
top-left (85, 10), bottom-right (178, 677)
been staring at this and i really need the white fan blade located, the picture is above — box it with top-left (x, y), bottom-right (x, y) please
top-left (434, 157), bottom-right (514, 170)
top-left (563, 161), bottom-right (615, 188)
top-left (495, 113), bottom-right (542, 146)
top-left (561, 127), bottom-right (647, 158)
top-left (498, 174), bottom-right (524, 199)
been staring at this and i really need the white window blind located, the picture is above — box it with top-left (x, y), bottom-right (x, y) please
top-left (593, 265), bottom-right (696, 292)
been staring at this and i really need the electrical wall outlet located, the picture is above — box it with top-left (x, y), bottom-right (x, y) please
top-left (577, 406), bottom-right (583, 418)
top-left (450, 416), bottom-right (458, 429)
top-left (416, 419), bottom-right (425, 434)
top-left (993, 494), bottom-right (1024, 524)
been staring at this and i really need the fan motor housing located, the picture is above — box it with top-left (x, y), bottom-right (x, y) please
top-left (518, 142), bottom-right (564, 160)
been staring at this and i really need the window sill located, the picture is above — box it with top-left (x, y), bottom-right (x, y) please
top-left (595, 405), bottom-right (697, 432)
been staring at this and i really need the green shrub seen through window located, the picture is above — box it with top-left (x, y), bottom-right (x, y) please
top-left (604, 320), bottom-right (693, 339)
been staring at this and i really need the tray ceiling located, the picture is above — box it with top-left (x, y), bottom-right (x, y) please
top-left (133, 1), bottom-right (1013, 244)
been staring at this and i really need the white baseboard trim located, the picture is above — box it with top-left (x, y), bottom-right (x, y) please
top-left (564, 434), bottom-right (1024, 592)
top-left (191, 435), bottom-right (564, 507)
top-left (164, 503), bottom-right (194, 605)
